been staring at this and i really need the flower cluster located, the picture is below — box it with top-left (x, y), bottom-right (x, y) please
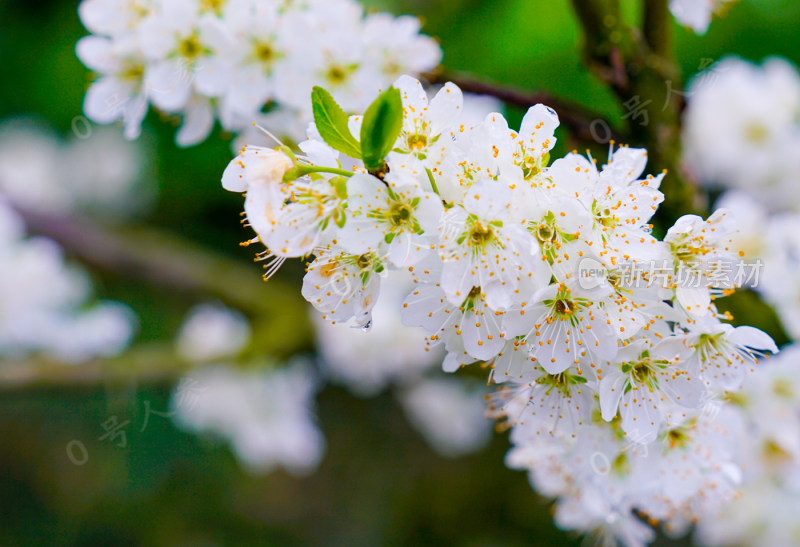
top-left (0, 198), bottom-right (134, 362)
top-left (222, 75), bottom-right (777, 543)
top-left (695, 346), bottom-right (800, 546)
top-left (683, 56), bottom-right (800, 211)
top-left (76, 0), bottom-right (441, 146)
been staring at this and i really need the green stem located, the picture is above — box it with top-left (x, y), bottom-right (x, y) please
top-left (284, 164), bottom-right (354, 182)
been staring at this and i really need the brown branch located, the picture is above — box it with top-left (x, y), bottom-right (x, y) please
top-left (569, 0), bottom-right (703, 223)
top-left (424, 69), bottom-right (624, 143)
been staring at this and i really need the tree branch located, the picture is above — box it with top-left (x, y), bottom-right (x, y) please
top-left (569, 0), bottom-right (703, 223)
top-left (14, 207), bottom-right (314, 360)
top-left (0, 344), bottom-right (187, 390)
top-left (424, 69), bottom-right (624, 143)
top-left (643, 0), bottom-right (672, 58)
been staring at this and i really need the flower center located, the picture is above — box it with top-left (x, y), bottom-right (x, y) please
top-left (631, 362), bottom-right (653, 384)
top-left (178, 35), bottom-right (204, 59)
top-left (536, 222), bottom-right (555, 243)
top-left (121, 63), bottom-right (145, 82)
top-left (200, 0), bottom-right (225, 14)
top-left (666, 428), bottom-right (690, 450)
top-left (458, 286), bottom-right (483, 313)
top-left (554, 298), bottom-right (576, 316)
top-left (469, 224), bottom-right (493, 248)
top-left (254, 41), bottom-right (276, 64)
top-left (356, 254), bottom-right (372, 270)
top-left (389, 203), bottom-right (412, 226)
top-left (744, 123), bottom-right (770, 144)
top-left (406, 133), bottom-right (428, 151)
top-left (326, 65), bottom-right (350, 85)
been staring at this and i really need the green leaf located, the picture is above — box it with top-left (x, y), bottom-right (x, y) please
top-left (360, 86), bottom-right (403, 173)
top-left (311, 86), bottom-right (362, 159)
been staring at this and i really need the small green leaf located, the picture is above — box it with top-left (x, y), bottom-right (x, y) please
top-left (360, 86), bottom-right (403, 174)
top-left (311, 86), bottom-right (362, 159)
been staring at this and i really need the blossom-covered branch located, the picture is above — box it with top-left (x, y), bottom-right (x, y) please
top-left (223, 76), bottom-right (778, 544)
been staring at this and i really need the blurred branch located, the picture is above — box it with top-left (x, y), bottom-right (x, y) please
top-left (15, 206), bottom-right (313, 360)
top-left (424, 69), bottom-right (624, 143)
top-left (643, 0), bottom-right (672, 58)
top-left (569, 0), bottom-right (704, 222)
top-left (0, 344), bottom-right (186, 390)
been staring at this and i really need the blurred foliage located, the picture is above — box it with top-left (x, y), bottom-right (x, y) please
top-left (0, 0), bottom-right (798, 545)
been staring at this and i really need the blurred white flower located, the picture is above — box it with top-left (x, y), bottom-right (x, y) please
top-left (171, 361), bottom-right (325, 476)
top-left (176, 303), bottom-right (252, 362)
top-left (0, 199), bottom-right (135, 362)
top-left (683, 57), bottom-right (800, 211)
top-left (695, 346), bottom-right (800, 546)
top-left (63, 126), bottom-right (155, 217)
top-left (399, 377), bottom-right (492, 458)
top-left (0, 118), bottom-right (153, 218)
top-left (0, 122), bottom-right (69, 213)
top-left (715, 190), bottom-right (800, 342)
top-left (669, 0), bottom-right (737, 34)
top-left (714, 191), bottom-right (771, 263)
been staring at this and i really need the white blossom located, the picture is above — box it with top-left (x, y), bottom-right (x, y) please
top-left (171, 360), bottom-right (325, 475)
top-left (683, 57), bottom-right (800, 211)
top-left (669, 0), bottom-right (738, 34)
top-left (0, 199), bottom-right (135, 362)
top-left (77, 0), bottom-right (441, 145)
top-left (399, 377), bottom-right (492, 458)
top-left (176, 303), bottom-right (251, 362)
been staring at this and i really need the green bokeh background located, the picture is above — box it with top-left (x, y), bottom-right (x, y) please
top-left (0, 0), bottom-right (797, 544)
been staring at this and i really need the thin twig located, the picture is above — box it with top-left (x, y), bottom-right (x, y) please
top-left (424, 69), bottom-right (624, 143)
